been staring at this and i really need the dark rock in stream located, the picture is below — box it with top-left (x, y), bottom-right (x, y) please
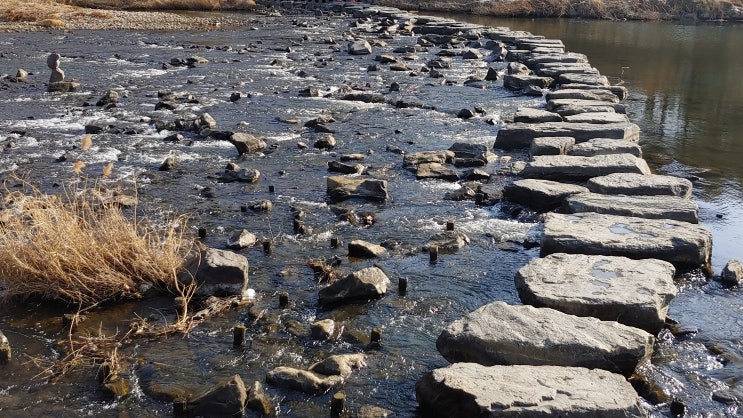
top-left (326, 176), bottom-right (388, 203)
top-left (318, 266), bottom-right (390, 307)
top-left (96, 90), bottom-right (119, 107)
top-left (227, 132), bottom-right (267, 155)
top-left (720, 259), bottom-right (743, 286)
top-left (179, 248), bottom-right (249, 297)
top-left (348, 239), bottom-right (388, 259)
top-left (182, 374), bottom-right (247, 417)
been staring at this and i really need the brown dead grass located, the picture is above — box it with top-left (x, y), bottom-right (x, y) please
top-left (63, 0), bottom-right (256, 10)
top-left (0, 182), bottom-right (196, 308)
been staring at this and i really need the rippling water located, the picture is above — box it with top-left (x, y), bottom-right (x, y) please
top-left (0, 10), bottom-right (741, 417)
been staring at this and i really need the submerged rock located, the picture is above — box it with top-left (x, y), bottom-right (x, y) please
top-left (308, 353), bottom-right (367, 378)
top-left (318, 266), bottom-right (390, 307)
top-left (437, 302), bottom-right (653, 376)
top-left (266, 367), bottom-right (343, 395)
top-left (416, 363), bottom-right (645, 417)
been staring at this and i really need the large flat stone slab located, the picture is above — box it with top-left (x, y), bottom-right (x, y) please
top-left (515, 253), bottom-right (677, 334)
top-left (546, 88), bottom-right (621, 103)
top-left (569, 138), bottom-right (641, 157)
top-left (504, 179), bottom-right (589, 211)
top-left (564, 192), bottom-right (699, 223)
top-left (436, 302), bottom-right (653, 376)
top-left (558, 72), bottom-right (610, 86)
top-left (513, 107), bottom-right (563, 123)
top-left (416, 363), bottom-right (646, 418)
top-left (521, 154), bottom-right (651, 181)
top-left (541, 212), bottom-right (713, 266)
top-left (494, 122), bottom-right (640, 150)
top-left (547, 99), bottom-right (626, 116)
top-left (564, 112), bottom-right (630, 124)
top-left (587, 173), bottom-right (693, 198)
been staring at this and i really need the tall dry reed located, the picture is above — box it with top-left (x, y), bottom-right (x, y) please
top-left (0, 183), bottom-right (196, 308)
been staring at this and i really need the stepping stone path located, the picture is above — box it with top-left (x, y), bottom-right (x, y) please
top-left (409, 15), bottom-right (715, 417)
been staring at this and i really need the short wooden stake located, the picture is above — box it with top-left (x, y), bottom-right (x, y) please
top-left (233, 324), bottom-right (247, 347)
top-left (278, 292), bottom-right (289, 308)
top-left (429, 245), bottom-right (438, 263)
top-left (446, 221), bottom-right (454, 231)
top-left (330, 391), bottom-right (346, 417)
top-left (398, 277), bottom-right (408, 295)
top-left (263, 240), bottom-right (272, 254)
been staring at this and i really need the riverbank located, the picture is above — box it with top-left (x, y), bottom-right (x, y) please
top-left (372, 0), bottom-right (743, 21)
top-left (0, 0), bottom-right (256, 32)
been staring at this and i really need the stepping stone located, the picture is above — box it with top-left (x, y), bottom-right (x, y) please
top-left (541, 212), bottom-right (713, 266)
top-left (558, 72), bottom-right (610, 86)
top-left (569, 138), bottom-right (641, 157)
top-left (564, 112), bottom-right (630, 124)
top-left (513, 107), bottom-right (563, 123)
top-left (587, 173), bottom-right (693, 198)
top-left (562, 83), bottom-right (629, 100)
top-left (530, 136), bottom-right (574, 156)
top-left (515, 253), bottom-right (677, 334)
top-left (326, 176), bottom-right (389, 203)
top-left (503, 179), bottom-right (588, 211)
top-left (504, 74), bottom-right (554, 90)
top-left (547, 99), bottom-right (625, 116)
top-left (536, 63), bottom-right (599, 78)
top-left (546, 88), bottom-right (621, 103)
top-left (494, 122), bottom-right (640, 150)
top-left (523, 52), bottom-right (588, 66)
top-left (416, 363), bottom-right (645, 417)
top-left (564, 192), bottom-right (699, 223)
top-left (436, 302), bottom-right (653, 376)
top-left (521, 154), bottom-right (651, 181)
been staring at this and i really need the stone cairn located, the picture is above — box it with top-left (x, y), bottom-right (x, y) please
top-left (47, 53), bottom-right (79, 92)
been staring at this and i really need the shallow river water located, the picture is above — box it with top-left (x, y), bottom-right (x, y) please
top-left (0, 7), bottom-right (741, 418)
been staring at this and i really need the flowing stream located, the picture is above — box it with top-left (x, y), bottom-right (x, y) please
top-left (0, 9), bottom-right (741, 417)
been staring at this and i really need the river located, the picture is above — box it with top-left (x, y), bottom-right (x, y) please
top-left (0, 7), bottom-right (741, 417)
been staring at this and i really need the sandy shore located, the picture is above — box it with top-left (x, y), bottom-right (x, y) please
top-left (0, 8), bottom-right (258, 32)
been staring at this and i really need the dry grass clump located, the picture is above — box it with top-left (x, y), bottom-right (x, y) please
top-left (0, 182), bottom-right (195, 308)
top-left (64, 0), bottom-right (256, 10)
top-left (0, 0), bottom-right (74, 22)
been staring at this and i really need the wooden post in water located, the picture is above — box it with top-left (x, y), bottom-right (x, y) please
top-left (429, 245), bottom-right (438, 263)
top-left (268, 184), bottom-right (275, 193)
top-left (331, 237), bottom-right (339, 248)
top-left (278, 292), bottom-right (289, 308)
top-left (233, 324), bottom-right (247, 348)
top-left (398, 277), bottom-right (408, 295)
top-left (198, 227), bottom-right (207, 239)
top-left (330, 391), bottom-right (346, 417)
top-left (263, 240), bottom-right (272, 254)
top-left (446, 221), bottom-right (455, 231)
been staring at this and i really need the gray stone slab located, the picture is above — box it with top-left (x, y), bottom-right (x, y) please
top-left (536, 63), bottom-right (600, 78)
top-left (558, 73), bottom-right (611, 86)
top-left (504, 74), bottom-right (554, 90)
top-left (515, 253), bottom-right (677, 334)
top-left (513, 107), bottom-right (563, 123)
top-left (521, 154), bottom-right (651, 181)
top-left (587, 173), bottom-right (693, 198)
top-left (546, 88), bottom-right (621, 103)
top-left (530, 136), bottom-right (575, 156)
top-left (504, 179), bottom-right (589, 211)
top-left (541, 212), bottom-right (713, 266)
top-left (494, 122), bottom-right (640, 150)
top-left (564, 192), bottom-right (699, 223)
top-left (569, 138), bottom-right (641, 157)
top-left (547, 99), bottom-right (626, 116)
top-left (416, 363), bottom-right (646, 418)
top-left (565, 112), bottom-right (630, 124)
top-left (564, 84), bottom-right (629, 100)
top-left (437, 302), bottom-right (653, 376)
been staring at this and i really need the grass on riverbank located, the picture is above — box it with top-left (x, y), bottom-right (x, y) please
top-left (62, 0), bottom-right (256, 11)
top-left (374, 0), bottom-right (743, 20)
top-left (0, 183), bottom-right (196, 308)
